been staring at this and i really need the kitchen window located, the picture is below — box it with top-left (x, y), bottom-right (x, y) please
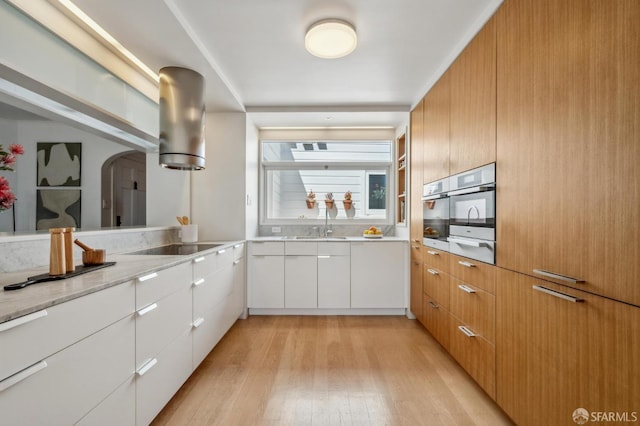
top-left (260, 141), bottom-right (393, 224)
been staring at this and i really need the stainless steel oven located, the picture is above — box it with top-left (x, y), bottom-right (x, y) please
top-left (447, 163), bottom-right (496, 264)
top-left (422, 177), bottom-right (449, 251)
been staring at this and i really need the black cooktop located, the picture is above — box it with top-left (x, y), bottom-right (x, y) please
top-left (125, 243), bottom-right (223, 256)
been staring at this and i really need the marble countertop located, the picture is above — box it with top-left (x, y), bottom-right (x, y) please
top-left (0, 240), bottom-right (244, 324)
top-left (250, 236), bottom-right (408, 242)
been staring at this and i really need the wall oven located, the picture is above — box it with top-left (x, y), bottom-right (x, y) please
top-left (447, 163), bottom-right (496, 264)
top-left (422, 177), bottom-right (449, 251)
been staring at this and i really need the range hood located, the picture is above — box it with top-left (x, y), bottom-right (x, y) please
top-left (159, 66), bottom-right (206, 170)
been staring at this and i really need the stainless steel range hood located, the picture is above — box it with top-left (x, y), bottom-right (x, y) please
top-left (159, 66), bottom-right (206, 170)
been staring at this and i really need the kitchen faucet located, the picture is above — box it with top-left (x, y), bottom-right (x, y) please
top-left (323, 206), bottom-right (332, 237)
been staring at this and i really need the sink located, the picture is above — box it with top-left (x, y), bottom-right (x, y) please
top-left (281, 236), bottom-right (348, 240)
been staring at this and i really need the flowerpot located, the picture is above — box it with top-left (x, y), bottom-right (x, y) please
top-left (306, 199), bottom-right (316, 209)
top-left (343, 200), bottom-right (352, 210)
top-left (325, 200), bottom-right (334, 209)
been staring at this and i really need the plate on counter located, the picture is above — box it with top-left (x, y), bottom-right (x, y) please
top-left (363, 234), bottom-right (383, 239)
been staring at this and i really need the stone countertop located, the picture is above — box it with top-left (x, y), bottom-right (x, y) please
top-left (0, 240), bottom-right (244, 324)
top-left (250, 236), bottom-right (408, 242)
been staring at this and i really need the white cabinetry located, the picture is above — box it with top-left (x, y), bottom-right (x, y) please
top-left (285, 242), bottom-right (318, 308)
top-left (248, 242), bottom-right (285, 308)
top-left (350, 242), bottom-right (405, 308)
top-left (318, 242), bottom-right (351, 308)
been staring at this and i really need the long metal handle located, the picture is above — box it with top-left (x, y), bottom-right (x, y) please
top-left (533, 269), bottom-right (585, 284)
top-left (233, 244), bottom-right (243, 249)
top-left (193, 317), bottom-right (205, 328)
top-left (317, 255), bottom-right (331, 259)
top-left (193, 256), bottom-right (205, 263)
top-left (136, 358), bottom-right (158, 376)
top-left (458, 325), bottom-right (477, 337)
top-left (0, 361), bottom-right (48, 392)
top-left (426, 250), bottom-right (439, 256)
top-left (457, 260), bottom-right (476, 268)
top-left (458, 284), bottom-right (476, 294)
top-left (447, 237), bottom-right (487, 248)
top-left (532, 285), bottom-right (584, 303)
top-left (193, 278), bottom-right (206, 287)
top-left (137, 272), bottom-right (158, 282)
top-left (0, 309), bottom-right (48, 333)
top-left (137, 303), bottom-right (158, 316)
top-left (427, 268), bottom-right (439, 276)
top-left (233, 260), bottom-right (241, 265)
top-left (217, 249), bottom-right (226, 254)
top-left (447, 184), bottom-right (495, 197)
top-left (428, 301), bottom-right (439, 309)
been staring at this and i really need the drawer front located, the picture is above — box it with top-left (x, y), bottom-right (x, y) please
top-left (233, 242), bottom-right (245, 260)
top-left (450, 279), bottom-right (495, 343)
top-left (0, 315), bottom-right (134, 425)
top-left (136, 330), bottom-right (193, 426)
top-left (76, 376), bottom-right (135, 426)
top-left (423, 248), bottom-right (452, 274)
top-left (450, 254), bottom-right (496, 294)
top-left (285, 241), bottom-right (318, 255)
top-left (449, 317), bottom-right (496, 400)
top-left (193, 265), bottom-right (234, 319)
top-left (192, 252), bottom-right (218, 280)
top-left (215, 247), bottom-right (234, 270)
top-left (410, 241), bottom-right (422, 263)
top-left (317, 242), bottom-right (350, 256)
top-left (0, 281), bottom-right (134, 381)
top-left (136, 285), bottom-right (192, 367)
top-left (136, 262), bottom-right (192, 309)
top-left (249, 241), bottom-right (284, 256)
top-left (423, 266), bottom-right (450, 310)
top-left (423, 294), bottom-right (450, 352)
top-left (193, 292), bottom-right (241, 369)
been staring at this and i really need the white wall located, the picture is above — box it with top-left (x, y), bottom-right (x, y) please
top-left (245, 118), bottom-right (259, 239)
top-left (145, 152), bottom-right (190, 227)
top-left (191, 112), bottom-right (247, 241)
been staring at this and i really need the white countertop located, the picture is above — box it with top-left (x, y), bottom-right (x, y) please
top-left (0, 240), bottom-right (244, 324)
top-left (250, 236), bottom-right (408, 242)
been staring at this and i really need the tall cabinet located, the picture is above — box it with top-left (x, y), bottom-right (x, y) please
top-left (409, 101), bottom-right (424, 322)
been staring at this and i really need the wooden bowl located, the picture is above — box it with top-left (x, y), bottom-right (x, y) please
top-left (82, 249), bottom-right (106, 266)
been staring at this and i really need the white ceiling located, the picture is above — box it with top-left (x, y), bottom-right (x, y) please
top-left (71, 0), bottom-right (502, 128)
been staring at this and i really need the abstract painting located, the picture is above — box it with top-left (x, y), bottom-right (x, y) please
top-left (36, 189), bottom-right (81, 230)
top-left (36, 142), bottom-right (81, 186)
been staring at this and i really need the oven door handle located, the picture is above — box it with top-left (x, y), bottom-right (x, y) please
top-left (447, 184), bottom-right (495, 197)
top-left (422, 193), bottom-right (447, 201)
top-left (447, 237), bottom-right (489, 248)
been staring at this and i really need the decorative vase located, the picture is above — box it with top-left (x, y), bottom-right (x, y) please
top-left (325, 200), bottom-right (334, 209)
top-left (343, 200), bottom-right (352, 210)
top-left (306, 199), bottom-right (316, 209)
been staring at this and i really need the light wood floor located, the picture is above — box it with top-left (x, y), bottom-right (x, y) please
top-left (152, 316), bottom-right (513, 426)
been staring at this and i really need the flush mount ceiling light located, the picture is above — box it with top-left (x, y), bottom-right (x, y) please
top-left (305, 19), bottom-right (358, 59)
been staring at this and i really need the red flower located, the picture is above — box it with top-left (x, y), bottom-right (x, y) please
top-left (2, 154), bottom-right (16, 166)
top-left (9, 144), bottom-right (24, 155)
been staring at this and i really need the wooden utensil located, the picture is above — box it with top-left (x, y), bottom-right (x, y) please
top-left (74, 239), bottom-right (106, 266)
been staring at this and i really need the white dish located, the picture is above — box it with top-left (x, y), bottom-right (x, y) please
top-left (363, 234), bottom-right (383, 239)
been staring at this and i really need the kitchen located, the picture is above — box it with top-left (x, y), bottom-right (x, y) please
top-left (0, 0), bottom-right (638, 425)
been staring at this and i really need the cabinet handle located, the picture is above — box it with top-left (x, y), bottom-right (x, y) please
top-left (317, 255), bottom-right (331, 259)
top-left (193, 278), bottom-right (206, 287)
top-left (233, 260), bottom-right (241, 265)
top-left (137, 272), bottom-right (158, 282)
top-left (428, 301), bottom-right (439, 309)
top-left (532, 285), bottom-right (584, 303)
top-left (0, 360), bottom-right (48, 392)
top-left (412, 239), bottom-right (420, 242)
top-left (427, 268), bottom-right (439, 276)
top-left (136, 358), bottom-right (158, 376)
top-left (448, 237), bottom-right (488, 248)
top-left (458, 325), bottom-right (477, 338)
top-left (458, 284), bottom-right (476, 294)
top-left (413, 261), bottom-right (420, 266)
top-left (233, 244), bottom-right (243, 249)
top-left (217, 249), bottom-right (226, 254)
top-left (427, 250), bottom-right (439, 256)
top-left (0, 309), bottom-right (48, 333)
top-left (193, 317), bottom-right (205, 328)
top-left (457, 260), bottom-right (476, 268)
top-left (412, 245), bottom-right (420, 249)
top-left (193, 256), bottom-right (205, 263)
top-left (137, 303), bottom-right (158, 316)
top-left (533, 269), bottom-right (585, 284)
top-left (447, 184), bottom-right (495, 197)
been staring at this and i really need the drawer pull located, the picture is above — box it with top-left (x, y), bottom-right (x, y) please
top-left (412, 245), bottom-right (420, 249)
top-left (0, 309), bottom-right (48, 333)
top-left (317, 255), bottom-right (331, 259)
top-left (427, 250), bottom-right (439, 256)
top-left (234, 244), bottom-right (243, 249)
top-left (193, 256), bottom-right (205, 263)
top-left (0, 361), bottom-right (48, 392)
top-left (458, 325), bottom-right (477, 338)
top-left (137, 303), bottom-right (158, 316)
top-left (427, 269), bottom-right (439, 276)
top-left (413, 261), bottom-right (420, 266)
top-left (428, 301), bottom-right (439, 309)
top-left (137, 272), bottom-right (158, 282)
top-left (193, 317), bottom-right (205, 328)
top-left (533, 269), bottom-right (585, 284)
top-left (457, 260), bottom-right (476, 268)
top-left (412, 239), bottom-right (420, 243)
top-left (458, 284), bottom-right (476, 294)
top-left (448, 237), bottom-right (488, 248)
top-left (136, 358), bottom-right (158, 376)
top-left (532, 285), bottom-right (584, 303)
top-left (217, 249), bottom-right (226, 254)
top-left (233, 260), bottom-right (241, 265)
top-left (193, 278), bottom-right (206, 287)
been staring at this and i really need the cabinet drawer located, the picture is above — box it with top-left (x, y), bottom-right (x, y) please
top-left (232, 242), bottom-right (245, 260)
top-left (423, 294), bottom-right (450, 351)
top-left (0, 315), bottom-right (134, 425)
top-left (423, 248), bottom-right (452, 274)
top-left (285, 241), bottom-right (317, 255)
top-left (192, 252), bottom-right (217, 280)
top-left (136, 329), bottom-right (192, 426)
top-left (136, 262), bottom-right (192, 310)
top-left (410, 241), bottom-right (422, 263)
top-left (449, 317), bottom-right (496, 400)
top-left (136, 285), bottom-right (192, 367)
top-left (318, 242), bottom-right (350, 256)
top-left (193, 265), bottom-right (234, 319)
top-left (249, 241), bottom-right (284, 256)
top-left (423, 266), bottom-right (450, 310)
top-left (248, 255), bottom-right (284, 308)
top-left (76, 376), bottom-right (135, 426)
top-left (0, 281), bottom-right (134, 381)
top-left (450, 254), bottom-right (496, 294)
top-left (449, 279), bottom-right (495, 343)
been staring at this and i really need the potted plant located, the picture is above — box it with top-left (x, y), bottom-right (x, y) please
top-left (324, 192), bottom-right (334, 209)
top-left (343, 190), bottom-right (353, 210)
top-left (305, 189), bottom-right (316, 209)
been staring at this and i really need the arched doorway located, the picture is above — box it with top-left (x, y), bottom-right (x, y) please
top-left (101, 151), bottom-right (146, 227)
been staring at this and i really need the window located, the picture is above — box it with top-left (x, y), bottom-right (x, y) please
top-left (261, 141), bottom-right (393, 223)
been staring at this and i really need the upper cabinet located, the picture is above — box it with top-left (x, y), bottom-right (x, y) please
top-left (422, 72), bottom-right (450, 184)
top-left (449, 16), bottom-right (497, 175)
top-left (496, 0), bottom-right (640, 306)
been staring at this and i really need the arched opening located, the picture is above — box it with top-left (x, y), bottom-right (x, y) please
top-left (101, 151), bottom-right (146, 227)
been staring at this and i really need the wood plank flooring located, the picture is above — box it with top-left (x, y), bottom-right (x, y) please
top-left (152, 316), bottom-right (513, 426)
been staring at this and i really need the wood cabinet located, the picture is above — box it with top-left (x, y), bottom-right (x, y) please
top-left (449, 15), bottom-right (496, 175)
top-left (496, 268), bottom-right (640, 426)
top-left (422, 249), bottom-right (452, 350)
top-left (409, 101), bottom-right (424, 320)
top-left (350, 242), bottom-right (405, 309)
top-left (422, 73), bottom-right (450, 183)
top-left (496, 0), bottom-right (640, 306)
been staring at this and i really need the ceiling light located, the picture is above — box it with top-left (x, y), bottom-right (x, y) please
top-left (305, 19), bottom-right (357, 59)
